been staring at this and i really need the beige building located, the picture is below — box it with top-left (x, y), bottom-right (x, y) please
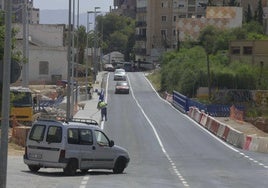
top-left (176, 6), bottom-right (243, 41)
top-left (229, 40), bottom-right (268, 67)
top-left (14, 24), bottom-right (68, 84)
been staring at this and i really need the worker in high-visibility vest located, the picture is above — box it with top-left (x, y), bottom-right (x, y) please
top-left (97, 100), bottom-right (107, 121)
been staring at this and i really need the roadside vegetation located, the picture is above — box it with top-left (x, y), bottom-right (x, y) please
top-left (148, 20), bottom-right (268, 118)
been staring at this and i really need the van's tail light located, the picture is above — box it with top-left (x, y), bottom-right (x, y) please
top-left (59, 150), bottom-right (66, 162)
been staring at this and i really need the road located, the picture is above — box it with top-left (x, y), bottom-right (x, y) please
top-left (7, 72), bottom-right (268, 188)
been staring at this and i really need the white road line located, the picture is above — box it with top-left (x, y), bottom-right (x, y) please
top-left (80, 176), bottom-right (90, 188)
top-left (128, 76), bottom-right (190, 187)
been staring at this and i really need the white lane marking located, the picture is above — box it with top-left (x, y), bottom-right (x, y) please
top-left (144, 73), bottom-right (268, 170)
top-left (128, 75), bottom-right (190, 187)
top-left (80, 176), bottom-right (90, 188)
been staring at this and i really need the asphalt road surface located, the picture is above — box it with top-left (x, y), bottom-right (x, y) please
top-left (7, 72), bottom-right (268, 188)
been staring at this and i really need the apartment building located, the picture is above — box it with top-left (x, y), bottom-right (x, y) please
top-left (135, 0), bottom-right (225, 62)
top-left (0, 0), bottom-right (40, 24)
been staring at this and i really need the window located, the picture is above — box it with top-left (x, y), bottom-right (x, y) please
top-left (231, 47), bottom-right (240, 55)
top-left (39, 61), bottom-right (49, 75)
top-left (161, 1), bottom-right (168, 8)
top-left (46, 126), bottom-right (62, 143)
top-left (162, 16), bottom-right (167, 22)
top-left (68, 129), bottom-right (79, 144)
top-left (80, 129), bottom-right (93, 145)
top-left (243, 46), bottom-right (253, 55)
top-left (68, 128), bottom-right (93, 145)
top-left (29, 124), bottom-right (46, 142)
top-left (174, 16), bottom-right (177, 22)
top-left (94, 130), bottom-right (109, 147)
top-left (161, 30), bottom-right (167, 38)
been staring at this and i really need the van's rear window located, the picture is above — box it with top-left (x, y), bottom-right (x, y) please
top-left (29, 124), bottom-right (46, 142)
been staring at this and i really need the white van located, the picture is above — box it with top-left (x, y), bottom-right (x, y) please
top-left (24, 118), bottom-right (130, 175)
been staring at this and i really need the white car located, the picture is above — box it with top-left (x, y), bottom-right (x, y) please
top-left (114, 68), bottom-right (126, 81)
top-left (24, 118), bottom-right (130, 175)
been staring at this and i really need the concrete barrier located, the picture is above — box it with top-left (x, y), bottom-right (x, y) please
top-left (193, 108), bottom-right (202, 123)
top-left (209, 118), bottom-right (220, 135)
top-left (257, 137), bottom-right (268, 153)
top-left (226, 128), bottom-right (244, 148)
top-left (216, 123), bottom-right (226, 138)
top-left (200, 112), bottom-right (208, 127)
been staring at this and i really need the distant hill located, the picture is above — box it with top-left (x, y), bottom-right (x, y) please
top-left (39, 9), bottom-right (91, 27)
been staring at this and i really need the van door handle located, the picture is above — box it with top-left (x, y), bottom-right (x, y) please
top-left (92, 146), bottom-right (96, 150)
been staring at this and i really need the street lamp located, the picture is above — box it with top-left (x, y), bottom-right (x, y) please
top-left (86, 11), bottom-right (93, 100)
top-left (88, 7), bottom-right (101, 82)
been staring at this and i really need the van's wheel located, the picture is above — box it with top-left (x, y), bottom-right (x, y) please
top-left (63, 159), bottom-right (77, 176)
top-left (113, 158), bottom-right (126, 174)
top-left (28, 165), bottom-right (40, 172)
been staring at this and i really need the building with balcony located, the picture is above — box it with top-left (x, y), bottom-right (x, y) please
top-left (113, 0), bottom-right (136, 19)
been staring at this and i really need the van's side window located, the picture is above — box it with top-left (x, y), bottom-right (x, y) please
top-left (46, 126), bottom-right (62, 143)
top-left (29, 124), bottom-right (46, 142)
top-left (94, 130), bottom-right (109, 146)
top-left (80, 129), bottom-right (93, 145)
top-left (68, 129), bottom-right (79, 144)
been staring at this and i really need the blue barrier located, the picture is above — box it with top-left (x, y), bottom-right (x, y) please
top-left (172, 91), bottom-right (244, 117)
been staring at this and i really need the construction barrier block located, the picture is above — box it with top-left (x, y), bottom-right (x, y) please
top-left (193, 108), bottom-right (202, 123)
top-left (209, 118), bottom-right (220, 135)
top-left (200, 112), bottom-right (208, 127)
top-left (257, 137), bottom-right (268, 153)
top-left (226, 128), bottom-right (244, 148)
top-left (216, 123), bottom-right (226, 138)
top-left (243, 136), bottom-right (252, 150)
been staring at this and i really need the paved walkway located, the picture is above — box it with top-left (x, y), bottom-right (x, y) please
top-left (74, 72), bottom-right (106, 126)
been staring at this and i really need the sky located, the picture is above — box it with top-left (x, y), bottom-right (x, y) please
top-left (33, 0), bottom-right (113, 13)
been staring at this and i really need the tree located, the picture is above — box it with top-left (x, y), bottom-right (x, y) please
top-left (256, 0), bottom-right (264, 25)
top-left (198, 26), bottom-right (220, 100)
top-left (245, 4), bottom-right (253, 23)
top-left (228, 0), bottom-right (239, 6)
top-left (95, 13), bottom-right (135, 60)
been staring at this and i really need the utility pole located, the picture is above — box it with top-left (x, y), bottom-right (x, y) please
top-left (22, 0), bottom-right (29, 87)
top-left (67, 0), bottom-right (72, 120)
top-left (0, 0), bottom-right (12, 187)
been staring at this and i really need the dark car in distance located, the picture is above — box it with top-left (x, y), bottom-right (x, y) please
top-left (115, 81), bottom-right (130, 94)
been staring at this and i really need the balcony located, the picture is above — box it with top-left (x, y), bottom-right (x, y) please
top-left (135, 21), bottom-right (147, 27)
top-left (136, 7), bottom-right (147, 13)
top-left (135, 34), bottom-right (147, 41)
top-left (134, 48), bottom-right (146, 55)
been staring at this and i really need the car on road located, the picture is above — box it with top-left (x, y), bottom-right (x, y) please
top-left (113, 68), bottom-right (126, 81)
top-left (115, 81), bottom-right (130, 94)
top-left (24, 118), bottom-right (130, 175)
top-left (104, 63), bottom-right (115, 72)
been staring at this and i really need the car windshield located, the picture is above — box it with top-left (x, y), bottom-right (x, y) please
top-left (117, 82), bottom-right (128, 86)
top-left (115, 69), bottom-right (125, 73)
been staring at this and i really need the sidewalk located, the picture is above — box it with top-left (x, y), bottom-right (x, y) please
top-left (74, 72), bottom-right (106, 125)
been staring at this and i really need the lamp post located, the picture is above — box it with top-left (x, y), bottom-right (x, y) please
top-left (66, 0), bottom-right (72, 120)
top-left (22, 0), bottom-right (29, 87)
top-left (90, 7), bottom-right (100, 82)
top-left (86, 11), bottom-right (92, 100)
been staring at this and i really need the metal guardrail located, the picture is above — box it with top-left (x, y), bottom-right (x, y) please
top-left (172, 91), bottom-right (245, 117)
